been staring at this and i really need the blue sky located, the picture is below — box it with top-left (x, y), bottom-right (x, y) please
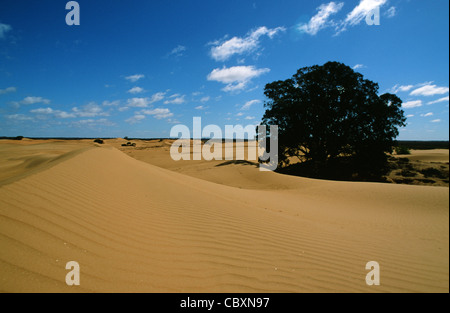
top-left (0, 0), bottom-right (448, 140)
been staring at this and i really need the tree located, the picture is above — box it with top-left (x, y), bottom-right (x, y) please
top-left (261, 61), bottom-right (406, 179)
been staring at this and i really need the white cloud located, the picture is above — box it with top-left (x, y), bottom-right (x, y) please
top-left (200, 96), bottom-right (210, 103)
top-left (336, 0), bottom-right (388, 33)
top-left (385, 6), bottom-right (396, 18)
top-left (421, 112), bottom-right (434, 117)
top-left (30, 107), bottom-right (54, 115)
top-left (118, 106), bottom-right (129, 112)
top-left (56, 111), bottom-right (76, 119)
top-left (125, 114), bottom-right (146, 124)
top-left (23, 96), bottom-right (50, 105)
top-left (102, 100), bottom-right (120, 106)
top-left (402, 100), bottom-right (423, 109)
top-left (125, 74), bottom-right (145, 83)
top-left (0, 86), bottom-right (16, 95)
top-left (0, 23), bottom-right (12, 39)
top-left (431, 119), bottom-right (441, 123)
top-left (30, 107), bottom-right (76, 118)
top-left (19, 96), bottom-right (51, 105)
top-left (72, 118), bottom-right (115, 127)
top-left (210, 26), bottom-right (285, 61)
top-left (195, 105), bottom-right (205, 110)
top-left (236, 112), bottom-right (244, 117)
top-left (150, 92), bottom-right (166, 103)
top-left (207, 66), bottom-right (270, 92)
top-left (6, 114), bottom-right (33, 121)
top-left (11, 96), bottom-right (50, 108)
top-left (428, 96), bottom-right (449, 105)
top-left (298, 2), bottom-right (344, 36)
top-left (126, 92), bottom-right (165, 108)
top-left (241, 99), bottom-right (261, 110)
top-left (72, 103), bottom-right (109, 117)
top-left (245, 116), bottom-right (255, 120)
top-left (391, 84), bottom-right (415, 93)
top-left (406, 114), bottom-right (414, 118)
top-left (127, 97), bottom-right (150, 107)
top-left (128, 86), bottom-right (145, 94)
top-left (352, 64), bottom-right (365, 70)
top-left (141, 108), bottom-right (173, 119)
top-left (168, 45), bottom-right (186, 57)
top-left (164, 94), bottom-right (185, 105)
top-left (410, 84), bottom-right (449, 97)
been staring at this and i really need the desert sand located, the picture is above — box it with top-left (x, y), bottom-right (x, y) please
top-left (0, 139), bottom-right (448, 293)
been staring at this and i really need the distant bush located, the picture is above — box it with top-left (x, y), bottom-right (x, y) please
top-left (94, 138), bottom-right (104, 144)
top-left (395, 146), bottom-right (411, 155)
top-left (421, 167), bottom-right (447, 179)
top-left (400, 169), bottom-right (417, 177)
top-left (121, 142), bottom-right (136, 147)
top-left (14, 136), bottom-right (24, 141)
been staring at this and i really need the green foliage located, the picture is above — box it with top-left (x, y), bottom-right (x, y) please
top-left (261, 61), bottom-right (406, 179)
top-left (395, 146), bottom-right (411, 155)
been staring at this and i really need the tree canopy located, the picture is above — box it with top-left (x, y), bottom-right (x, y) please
top-left (261, 61), bottom-right (406, 179)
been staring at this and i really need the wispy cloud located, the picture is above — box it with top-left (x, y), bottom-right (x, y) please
top-left (11, 96), bottom-right (51, 108)
top-left (102, 100), bottom-right (120, 106)
top-left (141, 108), bottom-right (173, 119)
top-left (210, 26), bottom-right (285, 61)
top-left (402, 100), bottom-right (423, 109)
top-left (428, 96), bottom-right (449, 105)
top-left (164, 94), bottom-right (185, 105)
top-left (168, 45), bottom-right (186, 57)
top-left (5, 114), bottom-right (34, 121)
top-left (125, 114), bottom-right (146, 124)
top-left (30, 107), bottom-right (76, 118)
top-left (0, 86), bottom-right (16, 95)
top-left (410, 84), bottom-right (449, 97)
top-left (200, 96), bottom-right (210, 103)
top-left (298, 2), bottom-right (344, 36)
top-left (72, 118), bottom-right (115, 127)
top-left (0, 23), bottom-right (12, 39)
top-left (127, 97), bottom-right (151, 108)
top-left (241, 99), bottom-right (261, 110)
top-left (128, 86), bottom-right (145, 94)
top-left (126, 92), bottom-right (165, 108)
top-left (338, 0), bottom-right (387, 33)
top-left (352, 64), bottom-right (365, 70)
top-left (385, 6), bottom-right (396, 18)
top-left (125, 74), bottom-right (145, 83)
top-left (391, 84), bottom-right (415, 93)
top-left (72, 103), bottom-right (109, 117)
top-left (431, 119), bottom-right (441, 123)
top-left (421, 112), bottom-right (434, 117)
top-left (207, 65), bottom-right (270, 92)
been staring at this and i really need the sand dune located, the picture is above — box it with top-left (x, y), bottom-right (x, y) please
top-left (0, 141), bottom-right (448, 292)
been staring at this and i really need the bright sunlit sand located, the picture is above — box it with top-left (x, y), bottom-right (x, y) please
top-left (0, 139), bottom-right (448, 292)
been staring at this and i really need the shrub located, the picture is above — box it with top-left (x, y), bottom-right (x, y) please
top-left (14, 136), bottom-right (24, 141)
top-left (400, 169), bottom-right (417, 177)
top-left (94, 138), bottom-right (104, 144)
top-left (395, 146), bottom-right (411, 155)
top-left (421, 167), bottom-right (447, 179)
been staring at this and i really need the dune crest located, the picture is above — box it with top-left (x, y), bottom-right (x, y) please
top-left (0, 145), bottom-right (448, 292)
